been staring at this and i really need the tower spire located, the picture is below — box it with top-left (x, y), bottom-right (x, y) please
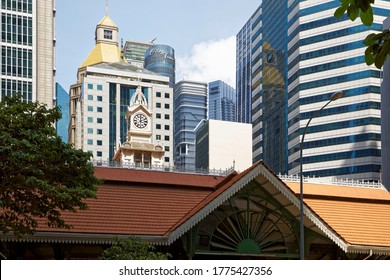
top-left (106, 0), bottom-right (108, 16)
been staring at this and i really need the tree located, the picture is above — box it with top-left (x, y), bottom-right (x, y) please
top-left (335, 0), bottom-right (390, 68)
top-left (100, 237), bottom-right (171, 260)
top-left (0, 95), bottom-right (100, 236)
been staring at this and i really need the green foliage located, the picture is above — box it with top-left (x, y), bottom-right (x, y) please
top-left (335, 0), bottom-right (390, 69)
top-left (100, 237), bottom-right (171, 260)
top-left (0, 95), bottom-right (100, 236)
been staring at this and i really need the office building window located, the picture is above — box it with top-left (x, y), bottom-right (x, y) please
top-left (165, 146), bottom-right (170, 152)
top-left (156, 113), bottom-right (161, 119)
top-left (87, 128), bottom-right (93, 134)
top-left (156, 103), bottom-right (161, 108)
top-left (97, 85), bottom-right (103, 91)
top-left (165, 93), bottom-right (170, 98)
top-left (87, 117), bottom-right (93, 123)
top-left (165, 157), bottom-right (170, 163)
top-left (87, 106), bottom-right (93, 112)
top-left (97, 107), bottom-right (103, 113)
top-left (97, 118), bottom-right (103, 124)
top-left (88, 95), bottom-right (93, 101)
top-left (164, 135), bottom-right (170, 141)
top-left (87, 139), bottom-right (93, 145)
top-left (97, 140), bottom-right (103, 146)
top-left (164, 104), bottom-right (170, 109)
top-left (156, 135), bottom-right (161, 140)
top-left (156, 124), bottom-right (161, 129)
top-left (97, 96), bottom-right (103, 101)
top-left (97, 151), bottom-right (103, 157)
top-left (156, 92), bottom-right (161, 97)
top-left (88, 84), bottom-right (93, 89)
top-left (164, 114), bottom-right (170, 120)
top-left (164, 125), bottom-right (170, 130)
top-left (97, 129), bottom-right (103, 135)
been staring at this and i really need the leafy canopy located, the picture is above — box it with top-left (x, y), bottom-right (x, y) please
top-left (100, 237), bottom-right (171, 260)
top-left (0, 95), bottom-right (100, 236)
top-left (335, 0), bottom-right (390, 68)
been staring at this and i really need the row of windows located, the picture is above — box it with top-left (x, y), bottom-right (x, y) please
top-left (289, 148), bottom-right (381, 171)
top-left (87, 117), bottom-right (103, 124)
top-left (289, 70), bottom-right (380, 100)
top-left (87, 128), bottom-right (103, 134)
top-left (156, 135), bottom-right (170, 141)
top-left (87, 139), bottom-right (103, 146)
top-left (288, 101), bottom-right (380, 128)
top-left (288, 117), bottom-right (380, 143)
top-left (1, 13), bottom-right (32, 46)
top-left (156, 102), bottom-right (170, 109)
top-left (1, 0), bottom-right (33, 14)
top-left (288, 86), bottom-right (380, 114)
top-left (156, 91), bottom-right (170, 98)
top-left (87, 94), bottom-right (103, 101)
top-left (87, 106), bottom-right (103, 113)
top-left (156, 113), bottom-right (170, 120)
top-left (302, 164), bottom-right (381, 178)
top-left (156, 124), bottom-right (170, 130)
top-left (1, 78), bottom-right (32, 101)
top-left (87, 83), bottom-right (103, 91)
top-left (1, 45), bottom-right (32, 78)
top-left (288, 133), bottom-right (381, 156)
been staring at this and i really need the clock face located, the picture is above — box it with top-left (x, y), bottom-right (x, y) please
top-left (133, 113), bottom-right (148, 129)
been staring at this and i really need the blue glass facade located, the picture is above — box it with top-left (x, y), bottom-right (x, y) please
top-left (208, 80), bottom-right (236, 122)
top-left (174, 80), bottom-right (207, 170)
top-left (144, 44), bottom-right (175, 88)
top-left (236, 17), bottom-right (253, 124)
top-left (242, 1), bottom-right (289, 175)
top-left (55, 83), bottom-right (69, 143)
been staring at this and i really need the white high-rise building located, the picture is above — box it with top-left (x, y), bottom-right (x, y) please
top-left (287, 0), bottom-right (390, 181)
top-left (69, 12), bottom-right (173, 165)
top-left (1, 0), bottom-right (56, 107)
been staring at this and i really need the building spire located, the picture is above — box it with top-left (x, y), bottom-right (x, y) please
top-left (106, 0), bottom-right (109, 16)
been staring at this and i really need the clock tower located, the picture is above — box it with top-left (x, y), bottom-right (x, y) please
top-left (113, 86), bottom-right (164, 167)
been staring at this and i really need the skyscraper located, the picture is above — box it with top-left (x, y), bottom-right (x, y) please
top-left (144, 44), bottom-right (175, 88)
top-left (287, 0), bottom-right (389, 181)
top-left (174, 80), bottom-right (207, 170)
top-left (238, 0), bottom-right (389, 181)
top-left (1, 0), bottom-right (56, 107)
top-left (122, 40), bottom-right (153, 68)
top-left (236, 14), bottom-right (254, 124)
top-left (236, 2), bottom-right (288, 174)
top-left (208, 80), bottom-right (236, 122)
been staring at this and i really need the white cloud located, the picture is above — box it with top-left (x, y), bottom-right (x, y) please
top-left (176, 36), bottom-right (236, 87)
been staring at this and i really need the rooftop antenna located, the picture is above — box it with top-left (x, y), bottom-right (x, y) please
top-left (150, 38), bottom-right (157, 44)
top-left (106, 0), bottom-right (109, 16)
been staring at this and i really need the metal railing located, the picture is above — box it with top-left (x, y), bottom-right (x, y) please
top-left (91, 160), bottom-right (235, 176)
top-left (278, 173), bottom-right (383, 189)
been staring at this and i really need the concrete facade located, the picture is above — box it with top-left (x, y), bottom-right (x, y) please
top-left (196, 119), bottom-right (252, 172)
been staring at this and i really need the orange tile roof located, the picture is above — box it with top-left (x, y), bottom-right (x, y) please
top-left (284, 181), bottom-right (390, 248)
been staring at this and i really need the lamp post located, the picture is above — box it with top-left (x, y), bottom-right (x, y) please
top-left (299, 91), bottom-right (344, 260)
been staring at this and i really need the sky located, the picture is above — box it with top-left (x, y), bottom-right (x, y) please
top-left (55, 0), bottom-right (261, 91)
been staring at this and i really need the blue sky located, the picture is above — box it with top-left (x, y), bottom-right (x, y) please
top-left (56, 0), bottom-right (260, 91)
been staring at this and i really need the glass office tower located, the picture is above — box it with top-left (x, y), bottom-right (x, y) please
top-left (287, 0), bottom-right (390, 181)
top-left (174, 80), bottom-right (207, 171)
top-left (55, 83), bottom-right (69, 143)
top-left (252, 1), bottom-right (288, 174)
top-left (208, 80), bottom-right (236, 122)
top-left (144, 44), bottom-right (175, 88)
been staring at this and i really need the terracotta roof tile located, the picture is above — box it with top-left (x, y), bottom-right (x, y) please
top-left (284, 181), bottom-right (390, 247)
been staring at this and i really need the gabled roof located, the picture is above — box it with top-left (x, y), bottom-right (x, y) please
top-left (4, 162), bottom-right (390, 256)
top-left (98, 15), bottom-right (117, 28)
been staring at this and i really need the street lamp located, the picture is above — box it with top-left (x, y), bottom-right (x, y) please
top-left (299, 91), bottom-right (344, 260)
